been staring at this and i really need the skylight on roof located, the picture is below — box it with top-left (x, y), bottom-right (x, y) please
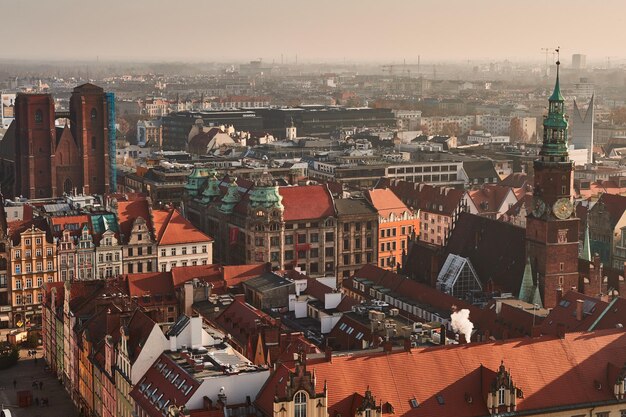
top-left (409, 398), bottom-right (419, 408)
top-left (436, 395), bottom-right (445, 405)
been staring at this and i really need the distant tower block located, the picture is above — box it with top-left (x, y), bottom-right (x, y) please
top-left (572, 54), bottom-right (586, 70)
top-left (571, 95), bottom-right (595, 165)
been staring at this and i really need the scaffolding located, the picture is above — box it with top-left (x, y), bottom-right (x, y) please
top-left (105, 92), bottom-right (116, 192)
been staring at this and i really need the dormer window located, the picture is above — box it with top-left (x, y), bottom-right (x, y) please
top-left (497, 387), bottom-right (506, 406)
top-left (294, 391), bottom-right (307, 417)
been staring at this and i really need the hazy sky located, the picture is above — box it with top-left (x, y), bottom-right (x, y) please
top-left (2, 0), bottom-right (625, 64)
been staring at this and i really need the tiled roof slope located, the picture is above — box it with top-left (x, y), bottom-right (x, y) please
top-left (279, 185), bottom-right (335, 221)
top-left (381, 179), bottom-right (465, 216)
top-left (444, 212), bottom-right (525, 294)
top-left (152, 208), bottom-right (213, 245)
top-left (256, 329), bottom-right (626, 417)
top-left (364, 188), bottom-right (411, 218)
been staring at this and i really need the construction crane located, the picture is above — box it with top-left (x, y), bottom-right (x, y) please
top-left (540, 47), bottom-right (558, 75)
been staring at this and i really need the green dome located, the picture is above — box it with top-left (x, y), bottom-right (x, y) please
top-left (219, 178), bottom-right (241, 214)
top-left (201, 171), bottom-right (221, 203)
top-left (185, 167), bottom-right (210, 196)
top-left (249, 185), bottom-right (284, 210)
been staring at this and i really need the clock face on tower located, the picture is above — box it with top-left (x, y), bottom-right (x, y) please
top-left (532, 197), bottom-right (546, 218)
top-left (552, 198), bottom-right (574, 220)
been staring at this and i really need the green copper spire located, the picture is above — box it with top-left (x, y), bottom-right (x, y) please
top-left (540, 50), bottom-right (569, 159)
top-left (549, 58), bottom-right (564, 102)
top-left (531, 284), bottom-right (544, 309)
top-left (519, 257), bottom-right (535, 303)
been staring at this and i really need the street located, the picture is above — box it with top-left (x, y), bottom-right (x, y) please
top-left (0, 346), bottom-right (78, 417)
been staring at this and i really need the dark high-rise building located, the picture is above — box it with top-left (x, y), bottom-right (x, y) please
top-left (161, 110), bottom-right (263, 151)
top-left (256, 106), bottom-right (396, 138)
top-left (12, 83), bottom-right (111, 198)
top-left (526, 59), bottom-right (580, 308)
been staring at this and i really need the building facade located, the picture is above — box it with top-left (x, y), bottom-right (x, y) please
top-left (10, 224), bottom-right (57, 327)
top-left (365, 189), bottom-right (419, 271)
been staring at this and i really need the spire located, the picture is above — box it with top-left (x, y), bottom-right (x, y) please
top-left (531, 284), bottom-right (544, 309)
top-left (518, 257), bottom-right (534, 303)
top-left (549, 49), bottom-right (564, 102)
top-left (581, 219), bottom-right (591, 262)
top-left (540, 47), bottom-right (569, 158)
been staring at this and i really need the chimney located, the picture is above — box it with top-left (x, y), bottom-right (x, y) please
top-left (203, 396), bottom-right (213, 410)
top-left (383, 340), bottom-right (393, 353)
top-left (403, 338), bottom-right (412, 352)
top-left (324, 346), bottom-right (332, 363)
top-left (576, 299), bottom-right (584, 321)
top-left (556, 288), bottom-right (563, 305)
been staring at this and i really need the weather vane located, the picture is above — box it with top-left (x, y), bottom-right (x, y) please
top-left (555, 46), bottom-right (560, 65)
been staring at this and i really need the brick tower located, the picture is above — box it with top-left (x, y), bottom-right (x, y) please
top-left (69, 83), bottom-right (110, 195)
top-left (14, 94), bottom-right (56, 198)
top-left (12, 83), bottom-right (110, 199)
top-left (526, 53), bottom-right (580, 308)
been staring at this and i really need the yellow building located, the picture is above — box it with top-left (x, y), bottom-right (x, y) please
top-left (10, 224), bottom-right (57, 327)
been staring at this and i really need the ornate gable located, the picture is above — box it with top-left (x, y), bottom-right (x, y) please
top-left (485, 361), bottom-right (522, 414)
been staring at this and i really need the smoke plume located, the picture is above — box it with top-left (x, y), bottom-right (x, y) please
top-left (451, 308), bottom-right (474, 343)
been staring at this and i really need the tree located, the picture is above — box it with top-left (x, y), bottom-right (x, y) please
top-left (509, 117), bottom-right (528, 143)
top-left (611, 107), bottom-right (626, 125)
top-left (0, 342), bottom-right (19, 369)
top-left (441, 122), bottom-right (460, 137)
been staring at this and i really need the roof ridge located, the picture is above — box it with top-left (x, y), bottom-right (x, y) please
top-left (157, 207), bottom-right (176, 244)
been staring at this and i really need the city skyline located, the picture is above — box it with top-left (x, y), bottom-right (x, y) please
top-left (2, 0), bottom-right (626, 64)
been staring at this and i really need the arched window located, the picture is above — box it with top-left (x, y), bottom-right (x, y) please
top-left (91, 136), bottom-right (97, 150)
top-left (91, 108), bottom-right (97, 120)
top-left (294, 391), bottom-right (307, 417)
top-left (35, 109), bottom-right (43, 123)
top-left (497, 387), bottom-right (506, 406)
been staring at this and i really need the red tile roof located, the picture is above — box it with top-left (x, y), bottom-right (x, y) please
top-left (223, 264), bottom-right (269, 287)
top-left (171, 264), bottom-right (224, 288)
top-left (50, 215), bottom-right (90, 237)
top-left (170, 264), bottom-right (268, 289)
top-left (116, 197), bottom-right (152, 243)
top-left (443, 212), bottom-right (525, 295)
top-left (381, 180), bottom-right (465, 216)
top-left (125, 309), bottom-right (157, 363)
top-left (131, 353), bottom-right (200, 416)
top-left (152, 208), bottom-right (213, 245)
top-left (214, 298), bottom-right (275, 349)
top-left (279, 185), bottom-right (335, 221)
top-left (595, 193), bottom-right (626, 227)
top-left (126, 272), bottom-right (174, 297)
top-left (365, 188), bottom-right (412, 218)
top-left (468, 184), bottom-right (517, 215)
top-left (256, 329), bottom-right (626, 417)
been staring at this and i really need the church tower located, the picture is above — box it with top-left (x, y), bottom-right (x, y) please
top-left (526, 53), bottom-right (580, 308)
